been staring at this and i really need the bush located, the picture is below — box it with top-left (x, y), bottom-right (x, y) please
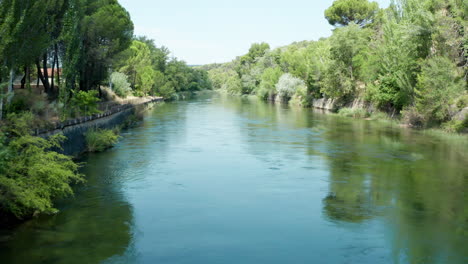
top-left (442, 115), bottom-right (468, 133)
top-left (7, 91), bottom-right (56, 120)
top-left (401, 106), bottom-right (425, 127)
top-left (338, 107), bottom-right (370, 118)
top-left (276, 73), bottom-right (307, 102)
top-left (85, 128), bottom-right (120, 152)
top-left (370, 111), bottom-right (389, 121)
top-left (0, 113), bottom-right (83, 219)
top-left (70, 90), bottom-right (101, 117)
top-left (110, 72), bottom-right (132, 98)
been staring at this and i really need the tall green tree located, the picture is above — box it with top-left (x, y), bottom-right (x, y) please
top-left (79, 0), bottom-right (133, 91)
top-left (119, 40), bottom-right (155, 96)
top-left (325, 0), bottom-right (380, 27)
top-left (321, 24), bottom-right (371, 100)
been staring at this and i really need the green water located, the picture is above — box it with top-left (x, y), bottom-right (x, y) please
top-left (0, 93), bottom-right (467, 264)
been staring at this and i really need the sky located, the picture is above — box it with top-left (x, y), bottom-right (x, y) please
top-left (119, 0), bottom-right (391, 65)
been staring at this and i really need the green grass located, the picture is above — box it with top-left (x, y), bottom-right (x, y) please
top-left (337, 107), bottom-right (370, 118)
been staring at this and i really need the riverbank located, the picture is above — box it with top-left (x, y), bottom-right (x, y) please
top-left (35, 96), bottom-right (163, 156)
top-left (222, 90), bottom-right (468, 135)
top-left (0, 95), bottom-right (163, 228)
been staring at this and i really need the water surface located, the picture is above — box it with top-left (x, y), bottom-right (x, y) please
top-left (1, 93), bottom-right (467, 263)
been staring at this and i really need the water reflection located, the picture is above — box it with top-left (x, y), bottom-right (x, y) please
top-left (0, 152), bottom-right (134, 264)
top-left (216, 93), bottom-right (468, 263)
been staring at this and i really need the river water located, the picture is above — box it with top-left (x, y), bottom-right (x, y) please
top-left (0, 93), bottom-right (467, 263)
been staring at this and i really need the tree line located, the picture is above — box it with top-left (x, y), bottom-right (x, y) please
top-left (0, 0), bottom-right (211, 121)
top-left (205, 0), bottom-right (467, 132)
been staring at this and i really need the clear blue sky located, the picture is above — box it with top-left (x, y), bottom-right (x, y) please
top-left (119, 0), bottom-right (391, 65)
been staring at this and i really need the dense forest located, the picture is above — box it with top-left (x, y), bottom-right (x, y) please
top-left (204, 0), bottom-right (467, 132)
top-left (0, 0), bottom-right (211, 223)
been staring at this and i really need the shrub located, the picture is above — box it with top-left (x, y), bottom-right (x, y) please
top-left (85, 128), bottom-right (120, 152)
top-left (442, 115), bottom-right (468, 133)
top-left (401, 106), bottom-right (425, 127)
top-left (110, 72), bottom-right (132, 98)
top-left (276, 73), bottom-right (307, 102)
top-left (338, 107), bottom-right (370, 118)
top-left (0, 113), bottom-right (83, 219)
top-left (370, 111), bottom-right (389, 121)
top-left (70, 90), bottom-right (101, 117)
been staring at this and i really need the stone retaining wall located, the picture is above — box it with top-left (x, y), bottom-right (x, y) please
top-left (36, 97), bottom-right (163, 156)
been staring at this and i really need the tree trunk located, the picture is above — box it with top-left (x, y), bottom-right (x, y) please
top-left (26, 66), bottom-right (31, 91)
top-left (36, 68), bottom-right (40, 89)
top-left (7, 68), bottom-right (15, 105)
top-left (42, 53), bottom-right (51, 95)
top-left (21, 66), bottom-right (27, 89)
top-left (51, 53), bottom-right (56, 94)
top-left (36, 59), bottom-right (48, 94)
top-left (55, 44), bottom-right (60, 86)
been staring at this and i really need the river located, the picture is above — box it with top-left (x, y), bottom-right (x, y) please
top-left (0, 93), bottom-right (467, 263)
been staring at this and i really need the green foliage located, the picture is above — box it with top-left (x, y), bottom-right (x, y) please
top-left (158, 81), bottom-right (176, 99)
top-left (275, 73), bottom-right (307, 102)
top-left (241, 42), bottom-right (270, 65)
top-left (256, 67), bottom-right (283, 100)
top-left (110, 72), bottom-right (131, 98)
top-left (202, 0), bottom-right (466, 132)
top-left (338, 107), bottom-right (370, 118)
top-left (0, 113), bottom-right (83, 219)
top-left (280, 39), bottom-right (331, 98)
top-left (85, 128), bottom-right (120, 152)
top-left (119, 40), bottom-right (155, 95)
top-left (442, 117), bottom-right (468, 133)
top-left (415, 56), bottom-right (465, 124)
top-left (321, 24), bottom-right (371, 100)
top-left (325, 0), bottom-right (380, 27)
top-left (70, 90), bottom-right (101, 116)
top-left (370, 111), bottom-right (389, 121)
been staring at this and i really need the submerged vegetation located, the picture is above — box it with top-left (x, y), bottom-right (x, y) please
top-left (204, 0), bottom-right (467, 132)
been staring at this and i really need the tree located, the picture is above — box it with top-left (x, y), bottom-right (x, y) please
top-left (119, 40), bottom-right (155, 95)
top-left (325, 0), bottom-right (379, 27)
top-left (240, 42), bottom-right (270, 65)
top-left (136, 36), bottom-right (170, 73)
top-left (256, 67), bottom-right (283, 100)
top-left (321, 24), bottom-right (371, 100)
top-left (415, 56), bottom-right (465, 124)
top-left (79, 0), bottom-right (133, 91)
top-left (276, 73), bottom-right (307, 102)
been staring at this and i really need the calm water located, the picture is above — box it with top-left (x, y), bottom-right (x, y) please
top-left (1, 93), bottom-right (467, 264)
